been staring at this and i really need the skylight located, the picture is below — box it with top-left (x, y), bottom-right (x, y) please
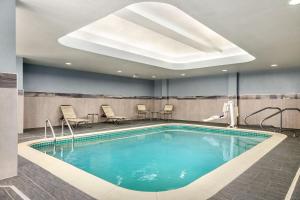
top-left (289, 0), bottom-right (300, 5)
top-left (58, 2), bottom-right (255, 70)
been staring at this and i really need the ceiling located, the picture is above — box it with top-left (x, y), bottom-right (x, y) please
top-left (16, 0), bottom-right (300, 79)
top-left (58, 2), bottom-right (255, 70)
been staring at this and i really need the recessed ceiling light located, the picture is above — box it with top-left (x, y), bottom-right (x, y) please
top-left (117, 70), bottom-right (122, 73)
top-left (180, 73), bottom-right (186, 76)
top-left (65, 62), bottom-right (72, 66)
top-left (289, 0), bottom-right (300, 5)
top-left (270, 64), bottom-right (278, 67)
top-left (152, 75), bottom-right (156, 78)
top-left (222, 69), bottom-right (228, 72)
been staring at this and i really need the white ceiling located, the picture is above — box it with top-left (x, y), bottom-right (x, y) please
top-left (16, 0), bottom-right (300, 79)
top-left (59, 2), bottom-right (254, 70)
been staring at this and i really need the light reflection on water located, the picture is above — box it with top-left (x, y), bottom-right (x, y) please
top-left (38, 130), bottom-right (265, 192)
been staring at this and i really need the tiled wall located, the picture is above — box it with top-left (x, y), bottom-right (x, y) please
top-left (23, 94), bottom-right (230, 129)
top-left (17, 91), bottom-right (24, 133)
top-left (239, 96), bottom-right (300, 129)
top-left (0, 74), bottom-right (18, 180)
top-left (22, 92), bottom-right (300, 130)
top-left (159, 97), bottom-right (229, 123)
top-left (157, 96), bottom-right (300, 129)
top-left (23, 92), bottom-right (154, 129)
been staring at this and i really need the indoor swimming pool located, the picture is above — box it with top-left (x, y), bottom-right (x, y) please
top-left (31, 125), bottom-right (270, 192)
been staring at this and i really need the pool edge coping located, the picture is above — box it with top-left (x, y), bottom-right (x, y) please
top-left (18, 123), bottom-right (287, 200)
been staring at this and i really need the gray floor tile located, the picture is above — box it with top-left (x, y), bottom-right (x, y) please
top-left (210, 133), bottom-right (300, 200)
top-left (1, 120), bottom-right (299, 200)
top-left (0, 188), bottom-right (12, 200)
top-left (291, 173), bottom-right (300, 200)
top-left (5, 187), bottom-right (24, 200)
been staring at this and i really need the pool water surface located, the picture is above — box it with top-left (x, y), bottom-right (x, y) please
top-left (33, 125), bottom-right (269, 192)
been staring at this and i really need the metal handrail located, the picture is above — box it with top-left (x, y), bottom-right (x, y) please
top-left (61, 119), bottom-right (74, 139)
top-left (45, 119), bottom-right (56, 142)
top-left (260, 110), bottom-right (282, 129)
top-left (244, 107), bottom-right (281, 125)
top-left (260, 107), bottom-right (300, 131)
top-left (281, 107), bottom-right (300, 113)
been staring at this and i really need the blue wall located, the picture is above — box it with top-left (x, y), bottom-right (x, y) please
top-left (166, 68), bottom-right (300, 97)
top-left (168, 74), bottom-right (229, 97)
top-left (239, 68), bottom-right (300, 95)
top-left (16, 57), bottom-right (23, 90)
top-left (154, 80), bottom-right (163, 97)
top-left (23, 63), bottom-right (300, 97)
top-left (0, 0), bottom-right (15, 73)
top-left (23, 64), bottom-right (154, 96)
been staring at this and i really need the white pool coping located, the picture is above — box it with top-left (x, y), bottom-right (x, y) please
top-left (18, 123), bottom-right (286, 200)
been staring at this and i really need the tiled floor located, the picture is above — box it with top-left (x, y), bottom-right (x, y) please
top-left (0, 188), bottom-right (14, 200)
top-left (0, 186), bottom-right (28, 200)
top-left (210, 134), bottom-right (300, 200)
top-left (1, 120), bottom-right (299, 200)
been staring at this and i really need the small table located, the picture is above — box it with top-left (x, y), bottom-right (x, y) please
top-left (150, 111), bottom-right (160, 120)
top-left (87, 113), bottom-right (99, 123)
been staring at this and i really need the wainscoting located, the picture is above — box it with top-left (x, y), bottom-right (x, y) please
top-left (0, 73), bottom-right (18, 179)
top-left (23, 92), bottom-right (154, 129)
top-left (20, 92), bottom-right (300, 130)
top-left (160, 97), bottom-right (229, 124)
top-left (239, 96), bottom-right (300, 129)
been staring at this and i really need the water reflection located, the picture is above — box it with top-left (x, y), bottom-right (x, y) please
top-left (36, 130), bottom-right (265, 192)
top-left (202, 135), bottom-right (262, 161)
top-left (179, 170), bottom-right (187, 179)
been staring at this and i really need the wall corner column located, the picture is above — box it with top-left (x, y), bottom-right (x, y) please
top-left (0, 0), bottom-right (18, 180)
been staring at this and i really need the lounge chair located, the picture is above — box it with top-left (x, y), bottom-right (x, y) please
top-left (137, 104), bottom-right (150, 119)
top-left (160, 104), bottom-right (174, 120)
top-left (60, 105), bottom-right (90, 127)
top-left (101, 105), bottom-right (126, 124)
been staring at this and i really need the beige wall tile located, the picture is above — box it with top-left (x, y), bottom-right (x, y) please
top-left (23, 96), bottom-right (300, 129)
top-left (0, 88), bottom-right (17, 179)
top-left (24, 96), bottom-right (155, 129)
top-left (239, 99), bottom-right (300, 129)
top-left (17, 94), bottom-right (24, 133)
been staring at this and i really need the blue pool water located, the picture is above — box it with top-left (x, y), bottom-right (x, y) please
top-left (33, 125), bottom-right (269, 192)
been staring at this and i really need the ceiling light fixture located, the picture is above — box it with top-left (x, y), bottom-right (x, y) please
top-left (181, 73), bottom-right (186, 76)
top-left (65, 62), bottom-right (72, 66)
top-left (133, 74), bottom-right (138, 78)
top-left (289, 0), bottom-right (300, 5)
top-left (270, 64), bottom-right (278, 67)
top-left (58, 2), bottom-right (255, 70)
top-left (152, 75), bottom-right (156, 78)
top-left (117, 70), bottom-right (122, 73)
top-left (222, 69), bottom-right (228, 72)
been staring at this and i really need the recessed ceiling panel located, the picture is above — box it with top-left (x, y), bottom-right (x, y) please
top-left (58, 2), bottom-right (255, 70)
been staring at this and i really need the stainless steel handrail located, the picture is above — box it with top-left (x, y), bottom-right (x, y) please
top-left (260, 110), bottom-right (282, 130)
top-left (260, 108), bottom-right (300, 131)
top-left (45, 119), bottom-right (56, 142)
top-left (244, 107), bottom-right (282, 125)
top-left (61, 119), bottom-right (74, 139)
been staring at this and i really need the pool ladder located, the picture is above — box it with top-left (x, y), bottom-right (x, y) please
top-left (45, 119), bottom-right (56, 142)
top-left (45, 119), bottom-right (75, 142)
top-left (61, 119), bottom-right (75, 139)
